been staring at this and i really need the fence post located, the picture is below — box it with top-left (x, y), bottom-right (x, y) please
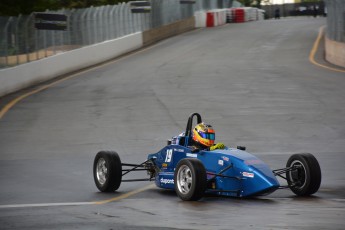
top-left (94, 6), bottom-right (100, 43)
top-left (99, 6), bottom-right (105, 42)
top-left (80, 8), bottom-right (88, 46)
top-left (120, 3), bottom-right (126, 37)
top-left (109, 5), bottom-right (115, 40)
top-left (3, 17), bottom-right (13, 67)
top-left (87, 7), bottom-right (94, 45)
top-left (24, 14), bottom-right (33, 63)
top-left (126, 3), bottom-right (133, 35)
top-left (115, 5), bottom-right (121, 38)
top-left (104, 5), bottom-right (110, 40)
top-left (14, 15), bottom-right (22, 66)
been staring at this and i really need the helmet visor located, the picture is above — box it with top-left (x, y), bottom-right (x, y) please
top-left (199, 132), bottom-right (215, 140)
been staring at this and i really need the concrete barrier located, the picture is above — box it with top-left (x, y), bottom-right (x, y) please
top-left (195, 11), bottom-right (207, 27)
top-left (208, 10), bottom-right (227, 27)
top-left (325, 36), bottom-right (345, 68)
top-left (227, 7), bottom-right (265, 23)
top-left (196, 10), bottom-right (227, 28)
top-left (0, 32), bottom-right (143, 97)
top-left (142, 17), bottom-right (195, 47)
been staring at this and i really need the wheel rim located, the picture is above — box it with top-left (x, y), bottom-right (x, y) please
top-left (96, 158), bottom-right (108, 185)
top-left (177, 165), bottom-right (193, 194)
top-left (289, 160), bottom-right (307, 189)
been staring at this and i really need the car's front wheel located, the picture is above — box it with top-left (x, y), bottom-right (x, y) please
top-left (93, 151), bottom-right (122, 192)
top-left (174, 158), bottom-right (207, 201)
top-left (286, 153), bottom-right (321, 196)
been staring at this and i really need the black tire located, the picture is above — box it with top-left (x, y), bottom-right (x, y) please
top-left (174, 158), bottom-right (207, 201)
top-left (93, 151), bottom-right (122, 192)
top-left (286, 153), bottom-right (321, 196)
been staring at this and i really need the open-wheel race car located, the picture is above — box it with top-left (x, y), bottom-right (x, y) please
top-left (93, 113), bottom-right (322, 201)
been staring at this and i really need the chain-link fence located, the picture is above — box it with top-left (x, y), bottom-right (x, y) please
top-left (0, 0), bottom-right (233, 69)
top-left (324, 0), bottom-right (345, 43)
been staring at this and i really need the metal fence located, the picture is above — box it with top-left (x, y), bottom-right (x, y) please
top-left (0, 0), bottom-right (233, 69)
top-left (324, 0), bottom-right (345, 43)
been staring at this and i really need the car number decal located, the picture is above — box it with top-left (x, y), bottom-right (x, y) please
top-left (165, 149), bottom-right (173, 162)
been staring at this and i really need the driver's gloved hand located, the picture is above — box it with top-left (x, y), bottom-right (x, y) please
top-left (210, 142), bottom-right (225, 151)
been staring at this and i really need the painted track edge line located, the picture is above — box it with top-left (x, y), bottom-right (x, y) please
top-left (0, 40), bottom-right (162, 120)
top-left (0, 28), bottom-right (202, 120)
top-left (0, 184), bottom-right (156, 209)
top-left (93, 184), bottom-right (156, 205)
top-left (0, 202), bottom-right (94, 209)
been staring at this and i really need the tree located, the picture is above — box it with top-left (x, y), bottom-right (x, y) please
top-left (255, 0), bottom-right (262, 8)
top-left (238, 0), bottom-right (254, 7)
top-left (0, 0), bottom-right (130, 16)
top-left (301, 0), bottom-right (322, 2)
top-left (238, 0), bottom-right (262, 8)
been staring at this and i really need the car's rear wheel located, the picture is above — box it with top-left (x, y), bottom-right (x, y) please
top-left (93, 151), bottom-right (122, 192)
top-left (286, 153), bottom-right (321, 196)
top-left (174, 158), bottom-right (207, 201)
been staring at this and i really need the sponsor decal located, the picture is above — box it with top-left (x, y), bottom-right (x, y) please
top-left (244, 159), bottom-right (263, 165)
top-left (222, 156), bottom-right (229, 162)
top-left (174, 148), bottom-right (185, 153)
top-left (160, 178), bottom-right (174, 184)
top-left (242, 172), bottom-right (254, 178)
top-left (218, 159), bottom-right (224, 166)
top-left (186, 153), bottom-right (197, 158)
top-left (162, 163), bottom-right (168, 168)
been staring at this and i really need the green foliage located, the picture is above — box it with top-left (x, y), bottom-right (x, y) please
top-left (301, 0), bottom-right (322, 2)
top-left (238, 0), bottom-right (254, 7)
top-left (237, 0), bottom-right (262, 8)
top-left (0, 0), bottom-right (130, 16)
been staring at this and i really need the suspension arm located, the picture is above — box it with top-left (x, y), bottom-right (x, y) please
top-left (121, 159), bottom-right (152, 177)
top-left (207, 164), bottom-right (242, 181)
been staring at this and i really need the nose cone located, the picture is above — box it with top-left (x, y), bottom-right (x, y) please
top-left (240, 164), bottom-right (280, 197)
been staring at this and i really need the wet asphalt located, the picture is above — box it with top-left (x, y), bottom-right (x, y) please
top-left (0, 17), bottom-right (344, 229)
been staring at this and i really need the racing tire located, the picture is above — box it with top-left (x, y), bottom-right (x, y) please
top-left (286, 153), bottom-right (321, 196)
top-left (93, 151), bottom-right (122, 192)
top-left (174, 158), bottom-right (207, 201)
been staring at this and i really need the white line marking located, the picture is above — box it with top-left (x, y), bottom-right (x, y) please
top-left (0, 184), bottom-right (156, 209)
top-left (0, 202), bottom-right (94, 209)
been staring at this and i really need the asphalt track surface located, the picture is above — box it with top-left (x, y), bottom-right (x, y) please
top-left (1, 17), bottom-right (345, 229)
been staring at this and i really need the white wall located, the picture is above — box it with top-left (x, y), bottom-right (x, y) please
top-left (0, 32), bottom-right (143, 97)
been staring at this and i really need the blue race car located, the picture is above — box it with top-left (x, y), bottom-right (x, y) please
top-left (93, 113), bottom-right (321, 201)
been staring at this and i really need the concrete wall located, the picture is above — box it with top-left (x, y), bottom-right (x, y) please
top-left (325, 36), bottom-right (345, 68)
top-left (0, 33), bottom-right (143, 97)
top-left (0, 16), bottom-right (198, 98)
top-left (0, 16), bottom-right (198, 97)
top-left (142, 17), bottom-right (195, 47)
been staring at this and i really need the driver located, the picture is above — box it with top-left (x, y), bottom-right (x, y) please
top-left (189, 122), bottom-right (225, 152)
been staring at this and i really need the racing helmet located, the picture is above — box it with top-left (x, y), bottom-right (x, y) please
top-left (192, 122), bottom-right (215, 147)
